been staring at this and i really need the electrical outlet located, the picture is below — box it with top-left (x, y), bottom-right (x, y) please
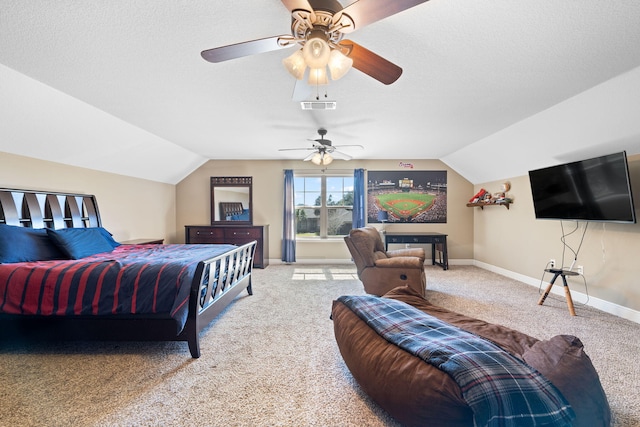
top-left (577, 265), bottom-right (584, 275)
top-left (549, 259), bottom-right (556, 268)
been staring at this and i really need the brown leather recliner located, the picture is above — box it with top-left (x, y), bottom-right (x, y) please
top-left (344, 226), bottom-right (426, 297)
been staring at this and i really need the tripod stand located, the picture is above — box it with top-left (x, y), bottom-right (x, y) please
top-left (538, 268), bottom-right (579, 316)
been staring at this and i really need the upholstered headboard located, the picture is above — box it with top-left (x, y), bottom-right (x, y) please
top-left (219, 202), bottom-right (244, 220)
top-left (0, 188), bottom-right (101, 229)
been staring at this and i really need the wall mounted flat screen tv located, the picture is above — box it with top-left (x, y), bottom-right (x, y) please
top-left (528, 151), bottom-right (636, 223)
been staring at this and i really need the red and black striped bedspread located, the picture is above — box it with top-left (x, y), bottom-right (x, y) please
top-left (0, 244), bottom-right (237, 331)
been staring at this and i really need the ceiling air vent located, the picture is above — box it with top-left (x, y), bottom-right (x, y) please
top-left (301, 101), bottom-right (337, 110)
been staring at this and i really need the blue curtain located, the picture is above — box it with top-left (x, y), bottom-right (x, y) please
top-left (352, 168), bottom-right (365, 229)
top-left (282, 169), bottom-right (296, 263)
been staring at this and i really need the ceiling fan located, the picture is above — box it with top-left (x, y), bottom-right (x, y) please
top-left (201, 0), bottom-right (430, 89)
top-left (278, 128), bottom-right (364, 165)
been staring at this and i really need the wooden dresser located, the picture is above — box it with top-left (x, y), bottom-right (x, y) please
top-left (185, 225), bottom-right (269, 268)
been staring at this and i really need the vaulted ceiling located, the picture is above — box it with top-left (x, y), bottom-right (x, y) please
top-left (2, 1), bottom-right (640, 184)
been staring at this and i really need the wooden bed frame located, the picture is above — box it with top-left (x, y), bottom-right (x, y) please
top-left (219, 201), bottom-right (245, 220)
top-left (0, 188), bottom-right (256, 358)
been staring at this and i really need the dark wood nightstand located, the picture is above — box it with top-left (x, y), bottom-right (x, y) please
top-left (119, 238), bottom-right (164, 245)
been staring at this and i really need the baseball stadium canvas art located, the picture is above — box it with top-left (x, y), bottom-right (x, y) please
top-left (368, 170), bottom-right (447, 224)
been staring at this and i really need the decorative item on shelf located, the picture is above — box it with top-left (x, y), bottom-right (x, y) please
top-left (469, 188), bottom-right (488, 204)
top-left (493, 181), bottom-right (512, 204)
top-left (467, 183), bottom-right (512, 209)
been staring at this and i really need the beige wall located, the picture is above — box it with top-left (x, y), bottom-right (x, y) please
top-left (4, 150), bottom-right (639, 315)
top-left (175, 159), bottom-right (475, 262)
top-left (472, 154), bottom-right (640, 313)
top-left (0, 152), bottom-right (176, 242)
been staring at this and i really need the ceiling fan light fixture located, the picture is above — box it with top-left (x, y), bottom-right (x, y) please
top-left (283, 49), bottom-right (306, 80)
top-left (310, 152), bottom-right (333, 166)
top-left (310, 152), bottom-right (323, 165)
top-left (302, 36), bottom-right (330, 68)
top-left (327, 49), bottom-right (353, 80)
top-left (322, 153), bottom-right (334, 165)
top-left (308, 67), bottom-right (329, 85)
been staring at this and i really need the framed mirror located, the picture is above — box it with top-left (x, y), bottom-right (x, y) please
top-left (211, 177), bottom-right (253, 225)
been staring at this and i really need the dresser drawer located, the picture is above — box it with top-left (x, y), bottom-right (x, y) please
top-left (185, 225), bottom-right (269, 268)
top-left (188, 227), bottom-right (224, 243)
top-left (223, 227), bottom-right (263, 239)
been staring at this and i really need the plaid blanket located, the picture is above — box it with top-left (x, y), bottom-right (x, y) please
top-left (337, 295), bottom-right (575, 427)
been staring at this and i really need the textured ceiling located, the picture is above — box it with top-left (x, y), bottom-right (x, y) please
top-left (2, 0), bottom-right (640, 184)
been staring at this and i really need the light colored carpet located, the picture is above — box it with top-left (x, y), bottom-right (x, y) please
top-left (0, 265), bottom-right (638, 426)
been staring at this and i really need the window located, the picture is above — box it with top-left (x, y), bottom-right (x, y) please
top-left (294, 174), bottom-right (354, 238)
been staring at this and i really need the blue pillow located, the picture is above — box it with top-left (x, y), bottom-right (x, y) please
top-left (46, 227), bottom-right (117, 259)
top-left (96, 227), bottom-right (121, 248)
top-left (230, 209), bottom-right (250, 221)
top-left (0, 223), bottom-right (66, 263)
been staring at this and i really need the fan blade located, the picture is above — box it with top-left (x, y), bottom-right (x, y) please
top-left (292, 76), bottom-right (312, 101)
top-left (334, 144), bottom-right (364, 150)
top-left (278, 147), bottom-right (316, 151)
top-left (201, 35), bottom-right (295, 63)
top-left (331, 150), bottom-right (353, 160)
top-left (308, 138), bottom-right (332, 145)
top-left (303, 151), bottom-right (318, 161)
top-left (282, 0), bottom-right (317, 25)
top-left (281, 0), bottom-right (314, 13)
top-left (339, 0), bottom-right (430, 33)
top-left (339, 40), bottom-right (402, 85)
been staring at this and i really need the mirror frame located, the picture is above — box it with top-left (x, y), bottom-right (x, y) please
top-left (210, 177), bottom-right (253, 225)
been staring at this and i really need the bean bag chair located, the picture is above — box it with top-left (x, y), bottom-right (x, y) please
top-left (332, 286), bottom-right (610, 427)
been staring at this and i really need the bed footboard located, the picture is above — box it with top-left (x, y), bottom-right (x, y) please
top-left (181, 240), bottom-right (257, 358)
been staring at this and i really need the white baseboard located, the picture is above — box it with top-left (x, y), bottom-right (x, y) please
top-left (474, 260), bottom-right (640, 324)
top-left (447, 258), bottom-right (475, 266)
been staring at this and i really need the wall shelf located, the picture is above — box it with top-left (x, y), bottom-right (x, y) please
top-left (467, 202), bottom-right (511, 210)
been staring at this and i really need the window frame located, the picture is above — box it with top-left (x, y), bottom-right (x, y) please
top-left (294, 172), bottom-right (354, 239)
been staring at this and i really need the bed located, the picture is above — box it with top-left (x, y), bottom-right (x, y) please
top-left (0, 188), bottom-right (257, 358)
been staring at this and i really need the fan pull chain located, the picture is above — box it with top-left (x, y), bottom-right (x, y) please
top-left (315, 86), bottom-right (329, 101)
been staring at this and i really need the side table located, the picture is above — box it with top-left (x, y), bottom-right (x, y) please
top-left (384, 232), bottom-right (448, 270)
